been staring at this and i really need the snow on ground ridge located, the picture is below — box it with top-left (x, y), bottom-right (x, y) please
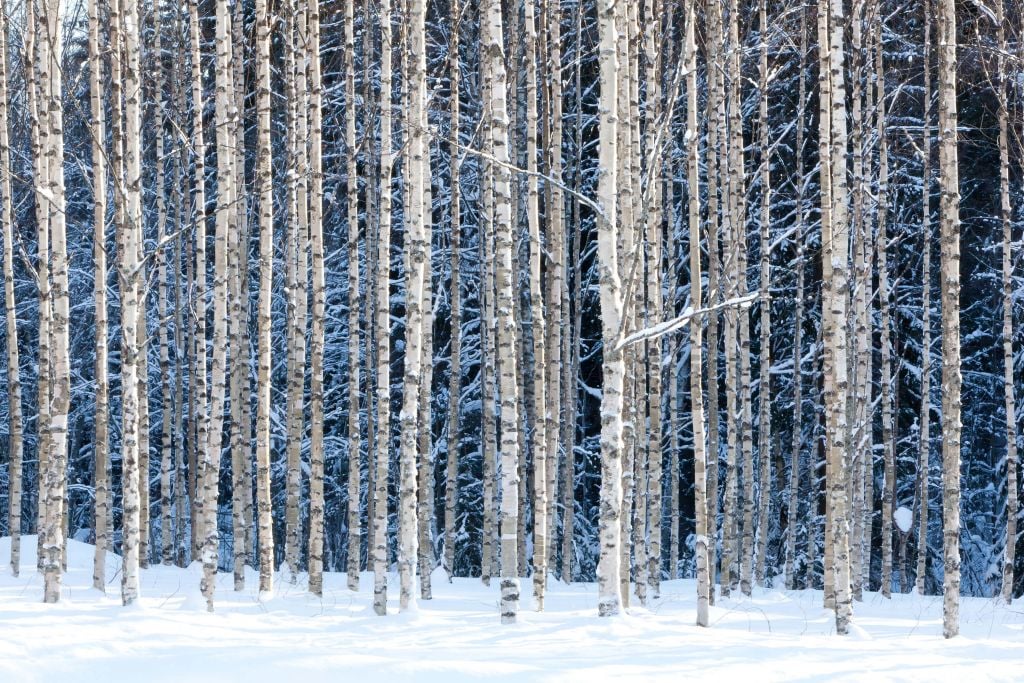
top-left (0, 536), bottom-right (1020, 682)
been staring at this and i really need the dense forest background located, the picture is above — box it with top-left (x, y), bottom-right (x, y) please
top-left (0, 0), bottom-right (1021, 627)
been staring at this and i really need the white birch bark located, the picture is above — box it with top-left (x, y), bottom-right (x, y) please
top-left (784, 2), bottom-right (808, 591)
top-left (372, 0), bottom-right (394, 617)
top-left (442, 5), bottom-right (462, 581)
top-left (480, 0), bottom-right (521, 623)
top-left (754, 0), bottom-right (772, 588)
top-left (283, 0), bottom-right (309, 581)
top-left (595, 0), bottom-right (625, 618)
top-left (120, 0), bottom-right (144, 606)
top-left (308, 0), bottom-right (327, 598)
top-left (998, 0), bottom-right (1018, 606)
top-left (686, 0), bottom-right (709, 626)
top-left (253, 0), bottom-right (275, 597)
top-left (343, 0), bottom-right (361, 593)
top-left (937, 0), bottom-right (961, 638)
top-left (154, 11), bottom-right (174, 567)
top-left (0, 0), bottom-right (22, 575)
top-left (826, 0), bottom-right (854, 633)
top-left (916, 5), bottom-right (933, 597)
top-left (543, 0), bottom-right (565, 589)
top-left (187, 0), bottom-right (208, 565)
top-left (39, 0), bottom-right (71, 603)
top-left (398, 0), bottom-right (430, 613)
top-left (200, 0), bottom-right (236, 611)
top-left (523, 0), bottom-right (549, 612)
top-left (816, 0), bottom-right (835, 611)
top-left (876, 8), bottom-right (896, 598)
top-left (642, 0), bottom-right (664, 600)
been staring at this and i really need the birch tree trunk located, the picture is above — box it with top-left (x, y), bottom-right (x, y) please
top-left (826, 0), bottom-right (854, 633)
top-left (754, 0), bottom-right (772, 588)
top-left (398, 0), bottom-right (430, 613)
top-left (33, 0), bottom-right (68, 604)
top-left (119, 0), bottom-right (144, 606)
top-left (89, 0), bottom-right (109, 585)
top-left (480, 0), bottom-right (521, 623)
top-left (595, 0), bottom-right (625, 618)
top-left (916, 5), bottom-right (933, 597)
top-left (172, 88), bottom-right (188, 568)
top-left (704, 0), bottom-right (724, 596)
top-left (154, 11), bottom-right (175, 567)
top-left (998, 0), bottom-right (1017, 606)
top-left (876, 8), bottom-right (896, 599)
top-left (416, 169), bottom-right (435, 601)
top-left (523, 0), bottom-right (550, 612)
top-left (480, 57), bottom-right (499, 590)
top-left (372, 0), bottom-right (394, 615)
top-left (283, 0), bottom-right (309, 581)
top-left (27, 0), bottom-right (51, 576)
top-left (253, 0), bottom-right (275, 597)
top-left (307, 0), bottom-right (327, 598)
top-left (187, 0), bottom-right (208, 565)
top-left (543, 0), bottom-right (565, 589)
top-left (200, 0), bottom-right (236, 611)
top-left (443, 4), bottom-right (462, 581)
top-left (937, 0), bottom-right (961, 638)
top-left (343, 0), bottom-right (361, 593)
top-left (643, 0), bottom-right (664, 600)
top-left (686, 0), bottom-right (709, 626)
top-left (562, 2), bottom-right (585, 584)
top-left (230, 0), bottom-right (254, 568)
top-left (361, 0), bottom-right (378, 577)
top-left (720, 0), bottom-right (741, 596)
top-left (784, 1), bottom-right (808, 591)
top-left (847, 0), bottom-right (868, 601)
top-left (816, 0), bottom-right (836, 613)
top-left (0, 0), bottom-right (22, 575)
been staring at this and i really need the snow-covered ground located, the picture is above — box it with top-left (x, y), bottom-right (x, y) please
top-left (0, 537), bottom-right (1020, 682)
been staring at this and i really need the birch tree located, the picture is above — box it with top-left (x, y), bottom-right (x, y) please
top-left (283, 0), bottom-right (309, 581)
top-left (876, 2), bottom-right (896, 599)
top-left (119, 0), bottom-right (144, 606)
top-left (372, 0), bottom-right (394, 616)
top-left (686, 0), bottom-right (710, 627)
top-left (595, 0), bottom-right (626, 619)
top-left (916, 5), bottom-right (933, 597)
top-left (442, 1), bottom-right (462, 581)
top-left (784, 1), bottom-right (808, 591)
top-left (187, 0), bottom-right (208, 565)
top-left (524, 0), bottom-right (550, 612)
top-left (343, 0), bottom-right (361, 593)
top-left (481, 0), bottom-right (521, 623)
top-left (997, 0), bottom-right (1017, 605)
top-left (2, 0), bottom-right (24, 580)
top-left (937, 0), bottom-right (961, 638)
top-left (200, 0), bottom-right (236, 611)
top-left (253, 0), bottom-right (275, 597)
top-left (398, 0), bottom-right (431, 613)
top-left (754, 0), bottom-right (772, 588)
top-left (308, 0), bottom-right (327, 598)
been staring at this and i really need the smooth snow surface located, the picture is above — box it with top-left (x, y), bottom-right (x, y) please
top-left (1, 537), bottom-right (1021, 682)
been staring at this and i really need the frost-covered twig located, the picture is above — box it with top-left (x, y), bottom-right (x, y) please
top-left (614, 292), bottom-right (759, 352)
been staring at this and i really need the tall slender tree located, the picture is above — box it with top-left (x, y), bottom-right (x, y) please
top-left (686, 0), bottom-right (710, 627)
top-left (372, 0), bottom-right (394, 616)
top-left (308, 0), bottom-right (327, 598)
top-left (997, 0), bottom-right (1018, 606)
top-left (937, 0), bottom-right (961, 638)
top-left (595, 0), bottom-right (625, 619)
top-left (253, 0), bottom-right (276, 597)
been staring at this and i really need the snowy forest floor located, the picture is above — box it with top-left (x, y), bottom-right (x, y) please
top-left (0, 537), bottom-right (1021, 682)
